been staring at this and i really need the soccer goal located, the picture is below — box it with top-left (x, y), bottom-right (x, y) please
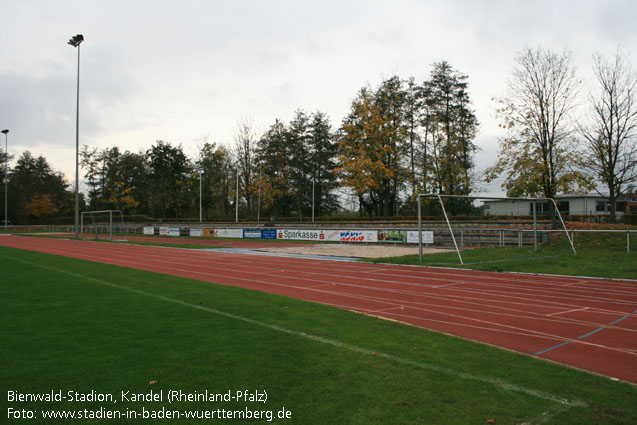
top-left (416, 194), bottom-right (576, 264)
top-left (80, 210), bottom-right (125, 240)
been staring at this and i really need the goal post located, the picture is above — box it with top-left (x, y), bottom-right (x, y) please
top-left (80, 210), bottom-right (124, 240)
top-left (417, 194), bottom-right (576, 264)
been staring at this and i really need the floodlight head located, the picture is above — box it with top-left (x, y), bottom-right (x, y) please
top-left (1, 129), bottom-right (8, 135)
top-left (67, 34), bottom-right (84, 47)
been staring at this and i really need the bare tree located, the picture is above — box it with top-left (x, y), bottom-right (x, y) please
top-left (233, 116), bottom-right (259, 218)
top-left (486, 47), bottom-right (581, 199)
top-left (578, 48), bottom-right (637, 223)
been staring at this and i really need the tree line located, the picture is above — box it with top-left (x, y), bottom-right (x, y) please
top-left (1, 46), bottom-right (635, 225)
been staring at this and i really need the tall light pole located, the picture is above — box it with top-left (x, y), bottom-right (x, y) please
top-left (68, 34), bottom-right (83, 239)
top-left (257, 166), bottom-right (262, 222)
top-left (199, 171), bottom-right (203, 223)
top-left (235, 169), bottom-right (239, 223)
top-left (2, 129), bottom-right (8, 229)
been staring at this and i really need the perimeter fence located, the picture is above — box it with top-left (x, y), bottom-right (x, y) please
top-left (4, 223), bottom-right (636, 257)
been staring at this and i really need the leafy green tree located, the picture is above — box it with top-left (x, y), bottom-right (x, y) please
top-left (80, 146), bottom-right (147, 214)
top-left (257, 119), bottom-right (294, 218)
top-left (79, 145), bottom-right (100, 210)
top-left (288, 110), bottom-right (312, 218)
top-left (256, 110), bottom-right (338, 220)
top-left (196, 142), bottom-right (235, 220)
top-left (146, 141), bottom-right (192, 218)
top-left (114, 151), bottom-right (148, 214)
top-left (0, 147), bottom-right (15, 225)
top-left (9, 151), bottom-right (69, 223)
top-left (419, 62), bottom-right (478, 197)
top-left (404, 77), bottom-right (422, 203)
top-left (308, 111), bottom-right (339, 216)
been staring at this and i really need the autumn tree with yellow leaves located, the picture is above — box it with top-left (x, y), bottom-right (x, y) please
top-left (339, 66), bottom-right (479, 218)
top-left (339, 77), bottom-right (407, 219)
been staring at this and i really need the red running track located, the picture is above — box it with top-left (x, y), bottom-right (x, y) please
top-left (55, 233), bottom-right (308, 249)
top-left (2, 235), bottom-right (636, 383)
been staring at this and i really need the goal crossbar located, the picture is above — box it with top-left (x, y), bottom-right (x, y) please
top-left (80, 210), bottom-right (124, 240)
top-left (416, 194), bottom-right (576, 264)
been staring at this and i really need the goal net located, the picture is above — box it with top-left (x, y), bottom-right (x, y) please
top-left (416, 194), bottom-right (575, 265)
top-left (80, 210), bottom-right (125, 240)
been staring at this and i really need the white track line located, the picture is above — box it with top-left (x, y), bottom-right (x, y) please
top-left (4, 237), bottom-right (636, 357)
top-left (2, 252), bottom-right (585, 414)
top-left (12, 239), bottom-right (637, 354)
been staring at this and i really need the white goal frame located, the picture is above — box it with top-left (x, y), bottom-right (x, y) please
top-left (80, 210), bottom-right (124, 240)
top-left (416, 194), bottom-right (576, 264)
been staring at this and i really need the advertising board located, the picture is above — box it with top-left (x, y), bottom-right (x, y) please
top-left (407, 231), bottom-right (434, 244)
top-left (243, 229), bottom-right (262, 239)
top-left (339, 230), bottom-right (378, 243)
top-left (378, 230), bottom-right (407, 243)
top-left (215, 228), bottom-right (244, 238)
top-left (159, 226), bottom-right (180, 237)
top-left (275, 229), bottom-right (379, 242)
top-left (261, 229), bottom-right (277, 239)
top-left (277, 229), bottom-right (326, 241)
top-left (243, 228), bottom-right (278, 239)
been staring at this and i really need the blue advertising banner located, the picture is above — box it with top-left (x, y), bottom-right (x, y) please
top-left (243, 228), bottom-right (278, 239)
top-left (243, 229), bottom-right (262, 239)
top-left (261, 229), bottom-right (277, 239)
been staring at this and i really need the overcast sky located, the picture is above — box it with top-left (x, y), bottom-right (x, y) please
top-left (1, 0), bottom-right (636, 194)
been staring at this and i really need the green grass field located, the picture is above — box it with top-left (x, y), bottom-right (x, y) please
top-left (370, 232), bottom-right (637, 280)
top-left (0, 243), bottom-right (637, 424)
top-left (1, 245), bottom-right (635, 424)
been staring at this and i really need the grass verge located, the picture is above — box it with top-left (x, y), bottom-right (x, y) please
top-left (1, 246), bottom-right (635, 424)
top-left (369, 232), bottom-right (636, 280)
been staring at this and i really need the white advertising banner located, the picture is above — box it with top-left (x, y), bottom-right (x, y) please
top-left (275, 229), bottom-right (378, 243)
top-left (159, 226), bottom-right (180, 237)
top-left (338, 230), bottom-right (378, 243)
top-left (276, 229), bottom-right (330, 241)
top-left (143, 226), bottom-right (154, 235)
top-left (189, 228), bottom-right (203, 237)
top-left (322, 230), bottom-right (342, 242)
top-left (215, 228), bottom-right (244, 238)
top-left (407, 231), bottom-right (434, 244)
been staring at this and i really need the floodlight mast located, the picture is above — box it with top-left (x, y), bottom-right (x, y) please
top-left (2, 129), bottom-right (8, 229)
top-left (67, 34), bottom-right (84, 47)
top-left (68, 34), bottom-right (83, 238)
top-left (199, 170), bottom-right (203, 223)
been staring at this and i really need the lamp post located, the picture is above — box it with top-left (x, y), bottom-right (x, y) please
top-left (199, 171), bottom-right (203, 223)
top-left (2, 129), bottom-right (8, 229)
top-left (68, 34), bottom-right (83, 239)
top-left (257, 166), bottom-right (262, 222)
